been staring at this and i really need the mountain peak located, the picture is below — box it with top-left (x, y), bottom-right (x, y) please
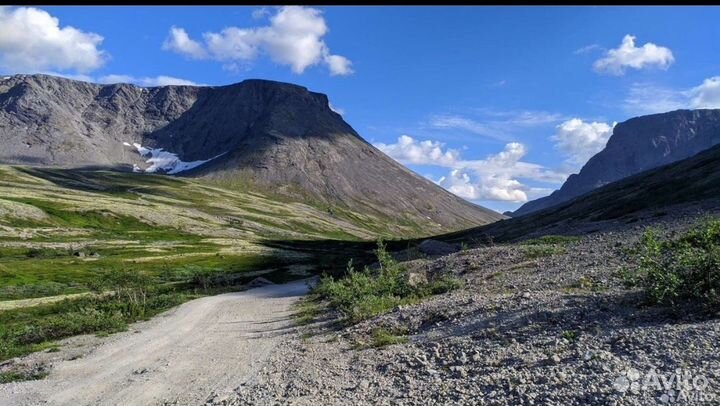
top-left (0, 73), bottom-right (503, 232)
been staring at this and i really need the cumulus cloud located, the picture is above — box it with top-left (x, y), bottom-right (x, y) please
top-left (98, 74), bottom-right (201, 87)
top-left (551, 119), bottom-right (614, 166)
top-left (438, 168), bottom-right (529, 203)
top-left (375, 135), bottom-right (461, 167)
top-left (0, 6), bottom-right (107, 73)
top-left (162, 26), bottom-right (207, 59)
top-left (593, 35), bottom-right (674, 76)
top-left (624, 77), bottom-right (720, 115)
top-left (324, 54), bottom-right (354, 76)
top-left (162, 6), bottom-right (353, 76)
top-left (376, 135), bottom-right (567, 202)
top-left (689, 77), bottom-right (720, 109)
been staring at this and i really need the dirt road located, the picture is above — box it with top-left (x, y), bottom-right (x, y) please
top-left (0, 279), bottom-right (312, 406)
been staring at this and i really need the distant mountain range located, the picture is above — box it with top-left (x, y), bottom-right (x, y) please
top-left (513, 109), bottom-right (720, 217)
top-left (0, 74), bottom-right (503, 233)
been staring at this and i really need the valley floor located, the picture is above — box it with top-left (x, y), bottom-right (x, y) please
top-left (2, 202), bottom-right (720, 406)
top-left (222, 202), bottom-right (720, 406)
top-left (0, 279), bottom-right (311, 406)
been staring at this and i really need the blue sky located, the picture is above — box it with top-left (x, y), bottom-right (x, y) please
top-left (2, 6), bottom-right (719, 212)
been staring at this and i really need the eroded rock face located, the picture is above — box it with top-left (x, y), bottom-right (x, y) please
top-left (0, 74), bottom-right (504, 231)
top-left (514, 109), bottom-right (720, 216)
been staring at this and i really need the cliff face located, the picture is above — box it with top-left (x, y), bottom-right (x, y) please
top-left (513, 109), bottom-right (720, 216)
top-left (0, 74), bottom-right (504, 232)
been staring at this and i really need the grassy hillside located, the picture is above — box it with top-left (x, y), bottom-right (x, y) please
top-left (0, 165), bottom-right (431, 361)
top-left (0, 165), bottom-right (414, 302)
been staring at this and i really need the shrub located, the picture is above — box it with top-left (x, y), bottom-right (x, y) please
top-left (0, 369), bottom-right (48, 384)
top-left (370, 328), bottom-right (408, 348)
top-left (94, 269), bottom-right (154, 318)
top-left (629, 218), bottom-right (720, 307)
top-left (561, 330), bottom-right (579, 342)
top-left (315, 239), bottom-right (462, 323)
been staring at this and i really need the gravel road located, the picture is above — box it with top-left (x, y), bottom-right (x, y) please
top-left (0, 279), bottom-right (311, 406)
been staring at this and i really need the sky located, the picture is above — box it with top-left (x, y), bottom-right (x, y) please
top-left (1, 6), bottom-right (719, 213)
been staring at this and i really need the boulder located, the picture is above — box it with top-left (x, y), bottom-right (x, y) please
top-left (406, 271), bottom-right (428, 288)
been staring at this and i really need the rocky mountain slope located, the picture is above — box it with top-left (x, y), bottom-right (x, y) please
top-left (0, 74), bottom-right (502, 233)
top-left (513, 109), bottom-right (720, 217)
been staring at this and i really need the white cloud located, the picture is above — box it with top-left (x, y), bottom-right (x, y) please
top-left (551, 119), bottom-right (614, 166)
top-left (98, 74), bottom-right (200, 87)
top-left (163, 6), bottom-right (353, 76)
top-left (624, 77), bottom-right (720, 115)
top-left (375, 135), bottom-right (461, 167)
top-left (689, 77), bottom-right (720, 109)
top-left (162, 26), bottom-right (207, 59)
top-left (623, 82), bottom-right (687, 115)
top-left (428, 110), bottom-right (566, 142)
top-left (593, 35), bottom-right (674, 76)
top-left (0, 7), bottom-right (107, 73)
top-left (376, 135), bottom-right (568, 202)
top-left (251, 7), bottom-right (270, 20)
top-left (574, 44), bottom-right (601, 55)
top-left (438, 168), bottom-right (529, 203)
top-left (428, 115), bottom-right (503, 141)
top-left (324, 54), bottom-right (354, 76)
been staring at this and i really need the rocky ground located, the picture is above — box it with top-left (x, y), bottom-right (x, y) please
top-left (216, 202), bottom-right (720, 406)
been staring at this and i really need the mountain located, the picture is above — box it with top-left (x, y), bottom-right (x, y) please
top-left (444, 142), bottom-right (720, 243)
top-left (0, 74), bottom-right (503, 234)
top-left (513, 109), bottom-right (720, 217)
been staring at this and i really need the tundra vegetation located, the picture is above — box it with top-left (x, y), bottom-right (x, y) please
top-left (0, 166), bottom-right (388, 362)
top-left (626, 217), bottom-right (720, 307)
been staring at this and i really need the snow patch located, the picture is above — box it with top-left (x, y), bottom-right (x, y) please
top-left (124, 142), bottom-right (224, 175)
top-left (2, 77), bottom-right (10, 80)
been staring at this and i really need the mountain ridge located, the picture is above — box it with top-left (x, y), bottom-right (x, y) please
top-left (513, 109), bottom-right (720, 216)
top-left (0, 74), bottom-right (503, 233)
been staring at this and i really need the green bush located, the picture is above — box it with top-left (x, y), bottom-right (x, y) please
top-left (315, 239), bottom-right (462, 323)
top-left (370, 328), bottom-right (408, 348)
top-left (0, 276), bottom-right (192, 361)
top-left (630, 218), bottom-right (720, 307)
top-left (0, 369), bottom-right (48, 384)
